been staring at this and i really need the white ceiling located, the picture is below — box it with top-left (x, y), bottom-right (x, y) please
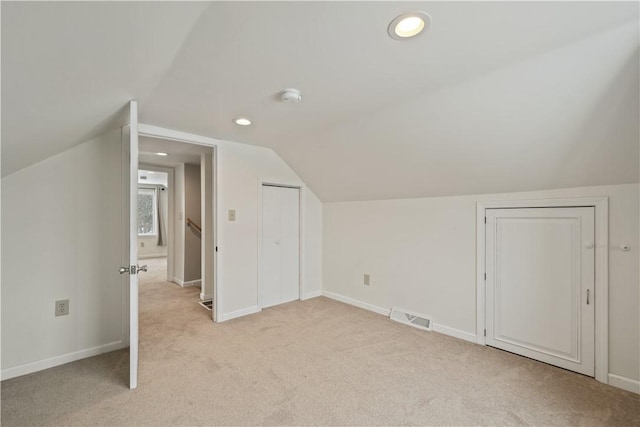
top-left (139, 136), bottom-right (211, 168)
top-left (1, 1), bottom-right (209, 176)
top-left (3, 2), bottom-right (638, 201)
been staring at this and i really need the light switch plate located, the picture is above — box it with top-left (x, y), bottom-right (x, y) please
top-left (364, 274), bottom-right (370, 286)
top-left (229, 210), bottom-right (236, 221)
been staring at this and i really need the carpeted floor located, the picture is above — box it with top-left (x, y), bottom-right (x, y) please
top-left (2, 259), bottom-right (639, 426)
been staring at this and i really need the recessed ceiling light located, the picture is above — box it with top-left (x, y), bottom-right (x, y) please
top-left (154, 152), bottom-right (169, 156)
top-left (234, 117), bottom-right (252, 126)
top-left (388, 12), bottom-right (431, 40)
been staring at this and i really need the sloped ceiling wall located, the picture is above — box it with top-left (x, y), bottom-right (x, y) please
top-left (2, 1), bottom-right (638, 201)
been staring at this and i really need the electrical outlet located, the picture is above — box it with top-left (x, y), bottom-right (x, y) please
top-left (228, 210), bottom-right (236, 221)
top-left (364, 274), bottom-right (370, 286)
top-left (55, 299), bottom-right (69, 316)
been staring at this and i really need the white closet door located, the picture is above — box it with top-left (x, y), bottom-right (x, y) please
top-left (486, 207), bottom-right (595, 376)
top-left (261, 185), bottom-right (300, 308)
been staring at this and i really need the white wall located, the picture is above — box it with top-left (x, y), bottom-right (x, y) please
top-left (216, 139), bottom-right (323, 318)
top-left (1, 129), bottom-right (125, 378)
top-left (201, 152), bottom-right (214, 301)
top-left (323, 184), bottom-right (639, 383)
top-left (184, 163), bottom-right (201, 282)
top-left (303, 189), bottom-right (323, 298)
top-left (138, 235), bottom-right (167, 259)
top-left (173, 164), bottom-right (185, 283)
top-left (1, 124), bottom-right (324, 376)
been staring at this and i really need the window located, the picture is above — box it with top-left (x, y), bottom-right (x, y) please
top-left (137, 188), bottom-right (157, 236)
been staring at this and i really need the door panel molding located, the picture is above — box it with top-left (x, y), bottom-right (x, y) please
top-left (476, 197), bottom-right (608, 384)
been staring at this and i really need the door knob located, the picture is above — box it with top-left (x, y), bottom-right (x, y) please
top-left (137, 265), bottom-right (147, 273)
top-left (119, 266), bottom-right (130, 274)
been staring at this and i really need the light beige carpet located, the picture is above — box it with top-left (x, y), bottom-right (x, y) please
top-left (2, 265), bottom-right (639, 425)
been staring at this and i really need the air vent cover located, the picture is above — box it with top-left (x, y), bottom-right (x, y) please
top-left (390, 307), bottom-right (432, 331)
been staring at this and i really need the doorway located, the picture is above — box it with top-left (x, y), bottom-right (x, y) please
top-left (135, 135), bottom-right (216, 321)
top-left (476, 197), bottom-right (609, 383)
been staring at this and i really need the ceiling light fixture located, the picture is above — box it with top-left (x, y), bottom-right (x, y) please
top-left (388, 12), bottom-right (431, 40)
top-left (234, 117), bottom-right (252, 126)
top-left (154, 152), bottom-right (169, 156)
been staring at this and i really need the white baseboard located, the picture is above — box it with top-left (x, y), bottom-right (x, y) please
top-left (219, 305), bottom-right (261, 322)
top-left (608, 373), bottom-right (640, 394)
top-left (172, 277), bottom-right (201, 288)
top-left (433, 323), bottom-right (477, 343)
top-left (322, 291), bottom-right (391, 316)
top-left (321, 291), bottom-right (478, 344)
top-left (1, 340), bottom-right (125, 381)
top-left (183, 279), bottom-right (201, 288)
top-left (301, 290), bottom-right (323, 300)
top-left (138, 254), bottom-right (167, 260)
top-left (200, 293), bottom-right (212, 301)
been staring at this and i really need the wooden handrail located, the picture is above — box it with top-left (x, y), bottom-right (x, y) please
top-left (186, 218), bottom-right (202, 233)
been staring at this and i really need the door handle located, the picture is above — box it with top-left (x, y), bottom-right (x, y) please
top-left (119, 265), bottom-right (146, 275)
top-left (586, 289), bottom-right (590, 305)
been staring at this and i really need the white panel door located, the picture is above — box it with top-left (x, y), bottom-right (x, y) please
top-left (261, 185), bottom-right (300, 308)
top-left (485, 207), bottom-right (595, 376)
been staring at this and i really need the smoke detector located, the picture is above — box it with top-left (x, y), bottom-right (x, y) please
top-left (280, 88), bottom-right (302, 103)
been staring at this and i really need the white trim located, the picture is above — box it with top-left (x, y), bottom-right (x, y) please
top-left (301, 290), bottom-right (323, 300)
top-left (476, 197), bottom-right (609, 384)
top-left (200, 292), bottom-right (212, 301)
top-left (608, 374), bottom-right (640, 394)
top-left (322, 291), bottom-right (391, 316)
top-left (320, 292), bottom-right (478, 344)
top-left (1, 341), bottom-right (125, 381)
top-left (172, 278), bottom-right (201, 288)
top-left (138, 253), bottom-right (168, 260)
top-left (137, 124), bottom-right (219, 322)
top-left (432, 323), bottom-right (477, 343)
top-left (257, 179), bottom-right (305, 310)
top-left (219, 306), bottom-right (261, 322)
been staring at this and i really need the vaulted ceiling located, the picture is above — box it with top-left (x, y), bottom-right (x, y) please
top-left (3, 1), bottom-right (638, 201)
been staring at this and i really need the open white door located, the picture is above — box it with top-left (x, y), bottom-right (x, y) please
top-left (120, 100), bottom-right (141, 389)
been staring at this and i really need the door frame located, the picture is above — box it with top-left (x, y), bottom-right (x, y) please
top-left (134, 124), bottom-right (220, 322)
top-left (476, 197), bottom-right (608, 384)
top-left (257, 179), bottom-right (305, 309)
top-left (138, 163), bottom-right (175, 282)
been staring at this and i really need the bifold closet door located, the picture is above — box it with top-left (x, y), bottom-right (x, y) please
top-left (261, 185), bottom-right (300, 308)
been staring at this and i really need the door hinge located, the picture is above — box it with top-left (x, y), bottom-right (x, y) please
top-left (484, 329), bottom-right (486, 337)
top-left (484, 216), bottom-right (487, 224)
top-left (215, 246), bottom-right (218, 252)
top-left (484, 273), bottom-right (486, 280)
